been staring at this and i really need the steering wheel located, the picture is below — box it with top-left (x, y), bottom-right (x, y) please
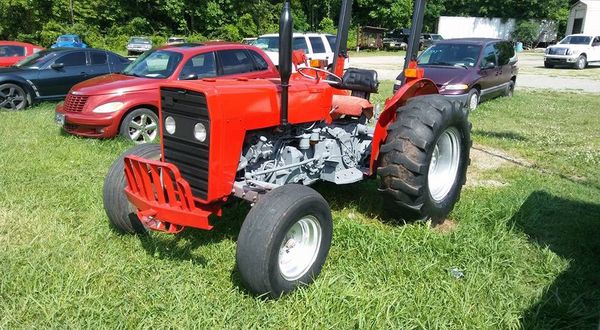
top-left (297, 67), bottom-right (343, 85)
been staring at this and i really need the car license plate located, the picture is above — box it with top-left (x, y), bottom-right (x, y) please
top-left (55, 113), bottom-right (65, 126)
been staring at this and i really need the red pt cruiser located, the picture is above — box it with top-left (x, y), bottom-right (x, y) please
top-left (56, 43), bottom-right (279, 143)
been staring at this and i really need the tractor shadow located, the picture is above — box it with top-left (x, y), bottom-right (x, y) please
top-left (509, 191), bottom-right (600, 329)
top-left (136, 200), bottom-right (249, 266)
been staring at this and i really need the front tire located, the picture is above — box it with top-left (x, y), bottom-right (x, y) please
top-left (378, 95), bottom-right (471, 222)
top-left (544, 62), bottom-right (554, 69)
top-left (119, 108), bottom-right (159, 144)
top-left (236, 185), bottom-right (333, 298)
top-left (0, 83), bottom-right (28, 111)
top-left (505, 80), bottom-right (515, 97)
top-left (575, 55), bottom-right (587, 70)
top-left (466, 88), bottom-right (479, 111)
top-left (103, 144), bottom-right (161, 234)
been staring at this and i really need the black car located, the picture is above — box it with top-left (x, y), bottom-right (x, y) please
top-left (0, 48), bottom-right (129, 111)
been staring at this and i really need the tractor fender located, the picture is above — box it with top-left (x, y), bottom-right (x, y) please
top-left (369, 78), bottom-right (438, 173)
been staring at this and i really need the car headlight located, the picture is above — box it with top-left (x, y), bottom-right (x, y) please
top-left (545, 48), bottom-right (550, 54)
top-left (194, 123), bottom-right (207, 142)
top-left (444, 84), bottom-right (469, 91)
top-left (92, 102), bottom-right (124, 113)
top-left (165, 116), bottom-right (176, 135)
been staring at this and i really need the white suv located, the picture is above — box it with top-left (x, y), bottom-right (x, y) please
top-left (253, 33), bottom-right (339, 67)
top-left (545, 34), bottom-right (600, 69)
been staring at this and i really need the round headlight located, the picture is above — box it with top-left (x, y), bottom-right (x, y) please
top-left (165, 116), bottom-right (176, 135)
top-left (194, 123), bottom-right (207, 142)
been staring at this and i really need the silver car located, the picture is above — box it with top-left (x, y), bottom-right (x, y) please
top-left (126, 37), bottom-right (153, 56)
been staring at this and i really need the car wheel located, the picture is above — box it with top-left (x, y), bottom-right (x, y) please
top-left (466, 89), bottom-right (480, 111)
top-left (0, 83), bottom-right (28, 111)
top-left (119, 108), bottom-right (159, 144)
top-left (575, 55), bottom-right (587, 70)
top-left (505, 81), bottom-right (515, 97)
top-left (544, 62), bottom-right (554, 69)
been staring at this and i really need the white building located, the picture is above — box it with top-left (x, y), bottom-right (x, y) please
top-left (567, 0), bottom-right (600, 35)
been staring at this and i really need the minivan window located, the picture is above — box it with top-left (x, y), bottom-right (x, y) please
top-left (254, 36), bottom-right (310, 53)
top-left (326, 35), bottom-right (337, 49)
top-left (418, 43), bottom-right (481, 68)
top-left (309, 37), bottom-right (326, 53)
top-left (218, 49), bottom-right (254, 75)
top-left (495, 42), bottom-right (514, 66)
top-left (481, 44), bottom-right (497, 68)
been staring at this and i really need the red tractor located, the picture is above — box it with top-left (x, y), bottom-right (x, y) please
top-left (103, 0), bottom-right (471, 297)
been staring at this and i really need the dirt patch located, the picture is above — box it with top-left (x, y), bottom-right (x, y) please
top-left (466, 145), bottom-right (531, 188)
top-left (433, 219), bottom-right (458, 233)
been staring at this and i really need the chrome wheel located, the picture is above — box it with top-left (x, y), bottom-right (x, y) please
top-left (278, 215), bottom-right (322, 281)
top-left (128, 113), bottom-right (158, 143)
top-left (576, 56), bottom-right (586, 70)
top-left (428, 127), bottom-right (462, 202)
top-left (0, 84), bottom-right (26, 111)
top-left (468, 92), bottom-right (479, 110)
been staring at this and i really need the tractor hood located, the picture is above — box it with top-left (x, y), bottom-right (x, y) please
top-left (70, 73), bottom-right (160, 96)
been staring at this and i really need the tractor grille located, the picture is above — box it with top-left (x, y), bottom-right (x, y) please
top-left (64, 94), bottom-right (88, 112)
top-left (160, 87), bottom-right (210, 200)
top-left (548, 48), bottom-right (568, 55)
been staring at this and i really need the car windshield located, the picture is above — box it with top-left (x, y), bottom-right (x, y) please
top-left (418, 43), bottom-right (481, 68)
top-left (15, 51), bottom-right (57, 68)
top-left (58, 36), bottom-right (77, 42)
top-left (559, 36), bottom-right (592, 45)
top-left (0, 45), bottom-right (26, 57)
top-left (122, 50), bottom-right (182, 79)
top-left (254, 36), bottom-right (280, 51)
top-left (130, 38), bottom-right (151, 44)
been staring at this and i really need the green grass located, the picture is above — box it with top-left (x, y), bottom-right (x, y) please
top-left (519, 65), bottom-right (600, 80)
top-left (1, 91), bottom-right (599, 328)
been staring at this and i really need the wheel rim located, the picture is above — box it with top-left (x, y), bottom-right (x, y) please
top-left (128, 113), bottom-right (158, 143)
top-left (0, 86), bottom-right (25, 111)
top-left (278, 215), bottom-right (322, 281)
top-left (578, 58), bottom-right (585, 69)
top-left (428, 127), bottom-right (462, 202)
top-left (469, 93), bottom-right (478, 110)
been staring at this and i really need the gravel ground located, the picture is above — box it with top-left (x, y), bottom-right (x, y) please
top-left (349, 53), bottom-right (600, 93)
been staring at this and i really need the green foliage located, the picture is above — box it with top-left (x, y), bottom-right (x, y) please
top-left (513, 20), bottom-right (541, 48)
top-left (0, 0), bottom-right (571, 52)
top-left (319, 17), bottom-right (336, 34)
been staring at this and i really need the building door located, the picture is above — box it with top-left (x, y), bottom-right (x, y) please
top-left (573, 18), bottom-right (584, 34)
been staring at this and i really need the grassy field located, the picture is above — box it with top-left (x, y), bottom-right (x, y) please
top-left (1, 89), bottom-right (599, 328)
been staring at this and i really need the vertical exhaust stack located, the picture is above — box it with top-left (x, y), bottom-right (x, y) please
top-left (403, 0), bottom-right (427, 76)
top-left (331, 0), bottom-right (353, 76)
top-left (279, 0), bottom-right (293, 127)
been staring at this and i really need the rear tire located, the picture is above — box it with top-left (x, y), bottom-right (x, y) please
top-left (103, 144), bottom-right (161, 234)
top-left (377, 95), bottom-right (471, 222)
top-left (505, 80), bottom-right (515, 97)
top-left (236, 185), bottom-right (333, 298)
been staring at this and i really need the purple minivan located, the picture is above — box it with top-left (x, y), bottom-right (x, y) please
top-left (394, 38), bottom-right (518, 111)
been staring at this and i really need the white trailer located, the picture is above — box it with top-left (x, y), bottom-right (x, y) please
top-left (437, 16), bottom-right (516, 40)
top-left (567, 0), bottom-right (600, 35)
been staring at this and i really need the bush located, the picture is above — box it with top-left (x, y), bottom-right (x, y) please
top-left (236, 13), bottom-right (257, 38)
top-left (513, 20), bottom-right (540, 49)
top-left (319, 17), bottom-right (336, 34)
top-left (213, 24), bottom-right (240, 42)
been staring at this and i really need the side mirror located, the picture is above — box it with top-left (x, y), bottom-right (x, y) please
top-left (181, 73), bottom-right (198, 81)
top-left (51, 62), bottom-right (64, 70)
